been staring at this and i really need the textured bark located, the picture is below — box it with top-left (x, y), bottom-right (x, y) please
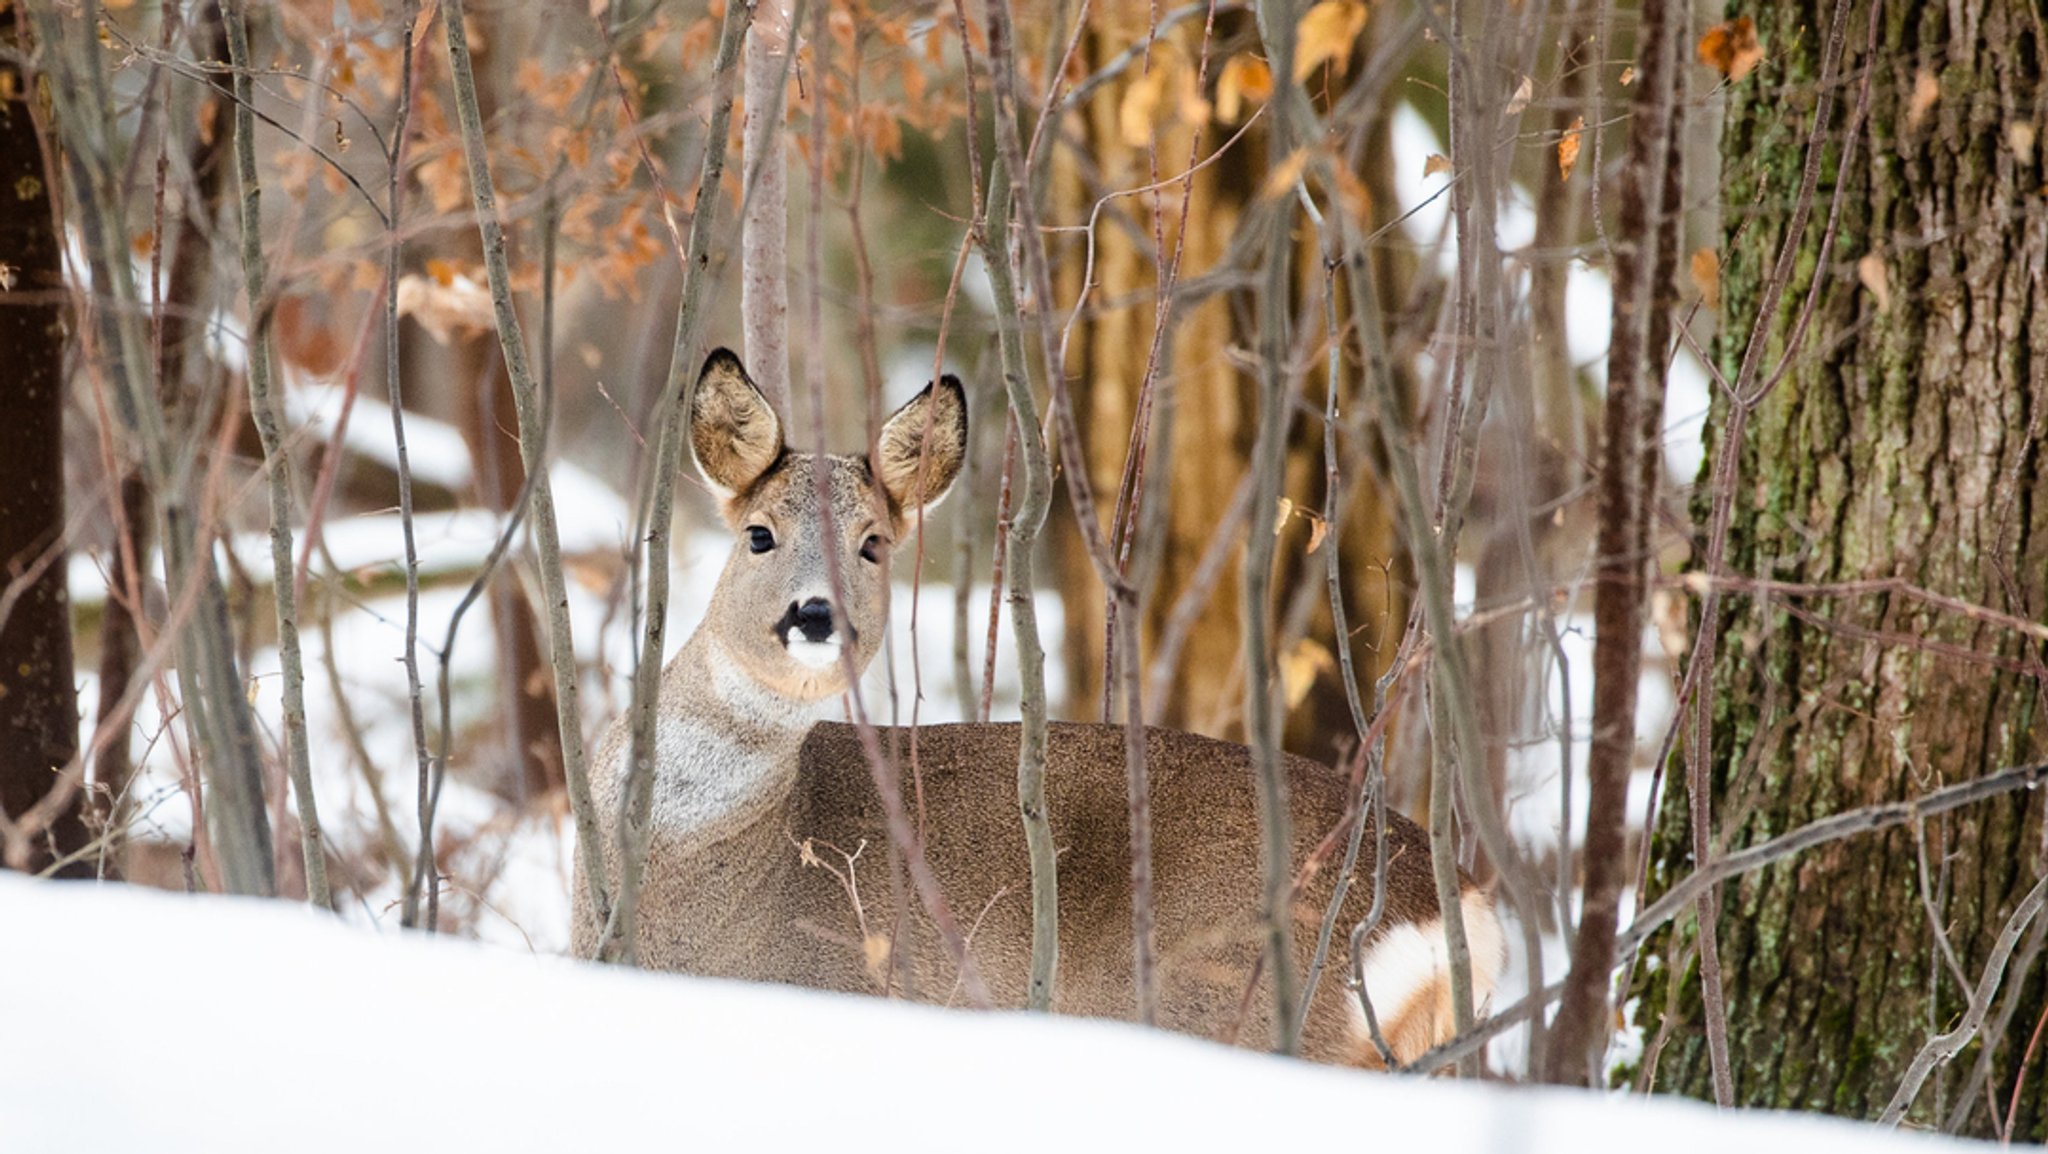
top-left (1633, 0), bottom-right (2048, 1132)
top-left (0, 10), bottom-right (89, 878)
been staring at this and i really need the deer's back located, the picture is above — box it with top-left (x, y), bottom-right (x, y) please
top-left (780, 720), bottom-right (1444, 1061)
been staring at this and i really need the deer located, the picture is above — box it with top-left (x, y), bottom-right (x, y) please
top-left (572, 348), bottom-right (1505, 1068)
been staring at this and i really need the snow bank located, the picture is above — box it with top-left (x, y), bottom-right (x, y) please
top-left (1, 876), bottom-right (1972, 1153)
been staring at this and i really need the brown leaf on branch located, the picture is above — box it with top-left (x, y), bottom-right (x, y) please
top-left (1423, 152), bottom-right (1452, 179)
top-left (1293, 0), bottom-right (1369, 83)
top-left (1215, 55), bottom-right (1272, 123)
top-left (1698, 17), bottom-right (1763, 82)
top-left (1557, 117), bottom-right (1585, 181)
top-left (1504, 75), bottom-right (1533, 117)
top-left (1690, 247), bottom-right (1721, 311)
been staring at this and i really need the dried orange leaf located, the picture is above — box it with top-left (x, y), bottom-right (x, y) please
top-left (1907, 69), bottom-right (1940, 130)
top-left (1619, 65), bottom-right (1637, 86)
top-left (1690, 247), bottom-right (1721, 311)
top-left (1294, 0), bottom-right (1369, 83)
top-left (1857, 251), bottom-right (1890, 313)
top-left (1697, 17), bottom-right (1763, 83)
top-left (1423, 152), bottom-right (1452, 179)
top-left (1215, 55), bottom-right (1272, 123)
top-left (1557, 117), bottom-right (1585, 181)
top-left (1304, 510), bottom-right (1331, 555)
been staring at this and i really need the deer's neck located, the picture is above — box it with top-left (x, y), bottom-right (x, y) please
top-left (648, 635), bottom-right (834, 851)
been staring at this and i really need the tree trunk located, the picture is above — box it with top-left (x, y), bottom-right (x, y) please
top-left (0, 9), bottom-right (90, 878)
top-left (1052, 12), bottom-right (1410, 766)
top-left (1633, 0), bottom-right (2048, 1133)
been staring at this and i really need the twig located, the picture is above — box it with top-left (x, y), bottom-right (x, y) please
top-left (31, 0), bottom-right (276, 896)
top-left (1880, 873), bottom-right (2048, 1126)
top-left (439, 0), bottom-right (606, 932)
top-left (382, 1), bottom-right (440, 931)
top-left (958, 0), bottom-right (1059, 1010)
top-left (1674, 0), bottom-right (1870, 1103)
top-left (1407, 759), bottom-right (2048, 1076)
top-left (598, 0), bottom-right (754, 964)
top-left (221, 0), bottom-right (329, 909)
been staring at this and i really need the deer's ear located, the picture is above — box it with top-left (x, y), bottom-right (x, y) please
top-left (873, 375), bottom-right (968, 515)
top-left (690, 348), bottom-right (784, 498)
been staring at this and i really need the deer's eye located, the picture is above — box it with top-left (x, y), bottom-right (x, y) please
top-left (747, 526), bottom-right (776, 554)
top-left (860, 534), bottom-right (884, 564)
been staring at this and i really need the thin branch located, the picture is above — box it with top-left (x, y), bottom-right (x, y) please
top-left (1543, 0), bottom-right (1679, 1085)
top-left (598, 0), bottom-right (754, 964)
top-left (439, 0), bottom-right (603, 930)
top-left (1880, 872), bottom-right (2048, 1126)
top-left (221, 0), bottom-right (329, 909)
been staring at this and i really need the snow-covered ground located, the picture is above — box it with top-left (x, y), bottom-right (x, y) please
top-left (0, 875), bottom-right (1976, 1153)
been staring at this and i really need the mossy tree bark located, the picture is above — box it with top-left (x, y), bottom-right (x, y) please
top-left (1633, 0), bottom-right (2048, 1132)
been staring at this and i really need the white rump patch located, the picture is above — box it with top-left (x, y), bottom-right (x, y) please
top-left (1352, 891), bottom-right (1507, 1046)
top-left (785, 637), bottom-right (844, 670)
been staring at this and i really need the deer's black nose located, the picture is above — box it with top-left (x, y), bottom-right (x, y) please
top-left (787, 598), bottom-right (835, 644)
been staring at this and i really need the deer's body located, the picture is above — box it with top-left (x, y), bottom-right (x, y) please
top-left (572, 350), bottom-right (1503, 1067)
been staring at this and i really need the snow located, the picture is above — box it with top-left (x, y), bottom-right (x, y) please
top-left (0, 875), bottom-right (1974, 1152)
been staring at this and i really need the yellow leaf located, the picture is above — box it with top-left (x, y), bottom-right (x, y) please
top-left (1279, 639), bottom-right (1336, 711)
top-left (1294, 0), bottom-right (1368, 83)
top-left (1261, 148), bottom-right (1311, 200)
top-left (1215, 55), bottom-right (1272, 123)
top-left (1557, 117), bottom-right (1585, 181)
top-left (1423, 152), bottom-right (1452, 179)
top-left (1274, 496), bottom-right (1295, 534)
top-left (1857, 251), bottom-right (1890, 313)
top-left (1689, 247), bottom-right (1720, 311)
top-left (1907, 68), bottom-right (1940, 130)
top-left (1697, 17), bottom-right (1763, 82)
top-left (1504, 74), bottom-right (1533, 117)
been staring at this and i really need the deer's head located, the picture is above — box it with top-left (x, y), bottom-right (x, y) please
top-left (688, 349), bottom-right (966, 703)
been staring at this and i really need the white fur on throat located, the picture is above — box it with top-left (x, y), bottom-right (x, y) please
top-left (1351, 890), bottom-right (1506, 1042)
top-left (784, 637), bottom-right (844, 670)
top-left (642, 646), bottom-right (836, 846)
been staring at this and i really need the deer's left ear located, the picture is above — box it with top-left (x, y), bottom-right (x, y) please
top-left (873, 375), bottom-right (968, 514)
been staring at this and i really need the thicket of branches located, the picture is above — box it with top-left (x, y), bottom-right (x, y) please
top-left (4, 0), bottom-right (2046, 1130)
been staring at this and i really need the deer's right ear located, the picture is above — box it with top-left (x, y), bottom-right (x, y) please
top-left (690, 348), bottom-right (784, 499)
